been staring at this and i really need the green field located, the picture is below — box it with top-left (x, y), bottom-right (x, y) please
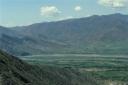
top-left (20, 54), bottom-right (128, 84)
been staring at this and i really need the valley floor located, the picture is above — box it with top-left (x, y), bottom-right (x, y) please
top-left (20, 54), bottom-right (128, 85)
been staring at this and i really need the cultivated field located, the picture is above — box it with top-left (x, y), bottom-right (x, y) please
top-left (20, 54), bottom-right (128, 84)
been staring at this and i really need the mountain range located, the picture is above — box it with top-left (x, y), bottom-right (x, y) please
top-left (0, 13), bottom-right (128, 56)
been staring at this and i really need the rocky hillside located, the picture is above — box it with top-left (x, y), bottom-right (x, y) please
top-left (0, 50), bottom-right (99, 85)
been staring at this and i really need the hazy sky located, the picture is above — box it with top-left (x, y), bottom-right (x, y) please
top-left (0, 0), bottom-right (128, 27)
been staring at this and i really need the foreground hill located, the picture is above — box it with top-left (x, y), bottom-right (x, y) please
top-left (0, 13), bottom-right (128, 55)
top-left (0, 50), bottom-right (99, 85)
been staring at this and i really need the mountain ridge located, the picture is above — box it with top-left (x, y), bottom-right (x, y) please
top-left (11, 13), bottom-right (127, 28)
top-left (0, 13), bottom-right (128, 55)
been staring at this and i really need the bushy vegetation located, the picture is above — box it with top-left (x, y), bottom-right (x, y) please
top-left (0, 50), bottom-right (99, 85)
